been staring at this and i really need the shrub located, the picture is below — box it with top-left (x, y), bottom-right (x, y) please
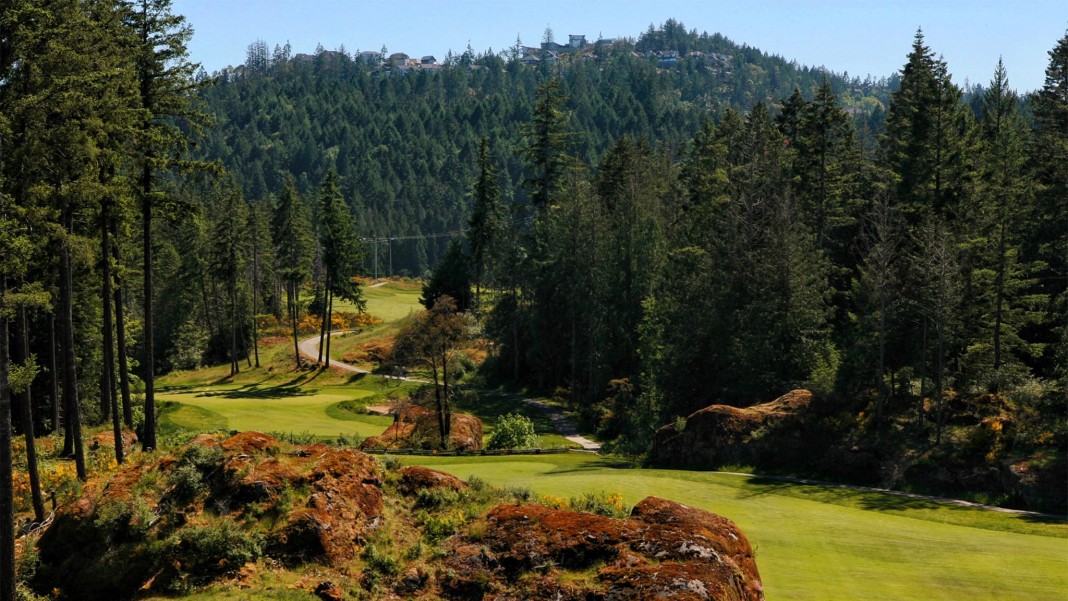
top-left (168, 522), bottom-right (263, 583)
top-left (420, 510), bottom-right (466, 542)
top-left (568, 492), bottom-right (628, 518)
top-left (93, 496), bottom-right (156, 543)
top-left (486, 413), bottom-right (541, 450)
top-left (414, 487), bottom-right (460, 510)
top-left (362, 542), bottom-right (400, 577)
top-left (168, 464), bottom-right (205, 503)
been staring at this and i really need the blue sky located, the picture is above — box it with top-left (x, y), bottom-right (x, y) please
top-left (173, 0), bottom-right (1064, 92)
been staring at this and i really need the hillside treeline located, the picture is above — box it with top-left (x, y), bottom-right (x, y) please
top-left (196, 19), bottom-right (891, 276)
top-left (466, 31), bottom-right (1066, 470)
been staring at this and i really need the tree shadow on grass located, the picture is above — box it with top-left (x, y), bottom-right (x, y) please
top-left (542, 455), bottom-right (639, 475)
top-left (737, 476), bottom-right (947, 512)
top-left (195, 384), bottom-right (310, 399)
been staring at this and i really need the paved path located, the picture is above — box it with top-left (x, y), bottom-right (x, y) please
top-left (298, 330), bottom-right (365, 373)
top-left (519, 397), bottom-right (602, 451)
top-left (298, 332), bottom-right (602, 450)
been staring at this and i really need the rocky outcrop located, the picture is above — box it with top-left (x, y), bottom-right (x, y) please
top-left (35, 432), bottom-right (384, 598)
top-left (361, 405), bottom-right (483, 451)
top-left (398, 465), bottom-right (468, 494)
top-left (32, 432), bottom-right (766, 600)
top-left (440, 496), bottom-right (764, 600)
top-left (652, 389), bottom-right (812, 469)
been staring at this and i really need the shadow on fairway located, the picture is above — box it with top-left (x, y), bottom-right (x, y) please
top-left (544, 455), bottom-right (638, 474)
top-left (196, 384), bottom-right (309, 399)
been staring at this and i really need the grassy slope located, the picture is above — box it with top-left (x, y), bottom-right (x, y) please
top-left (407, 453), bottom-right (1068, 601)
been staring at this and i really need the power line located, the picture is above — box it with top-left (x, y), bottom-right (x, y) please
top-left (359, 227), bottom-right (465, 243)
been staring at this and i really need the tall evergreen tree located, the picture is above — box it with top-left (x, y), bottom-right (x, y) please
top-left (1031, 32), bottom-right (1068, 381)
top-left (125, 0), bottom-right (209, 450)
top-left (272, 174), bottom-right (314, 366)
top-left (467, 137), bottom-right (502, 308)
top-left (961, 60), bottom-right (1043, 389)
top-left (210, 187), bottom-right (250, 376)
top-left (316, 170), bottom-right (364, 367)
top-left (521, 78), bottom-right (574, 209)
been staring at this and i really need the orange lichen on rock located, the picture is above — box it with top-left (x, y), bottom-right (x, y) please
top-left (361, 405), bottom-right (483, 451)
top-left (653, 389), bottom-right (813, 468)
top-left (398, 466), bottom-right (468, 494)
top-left (441, 496), bottom-right (764, 601)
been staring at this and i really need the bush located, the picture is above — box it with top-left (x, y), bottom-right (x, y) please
top-left (414, 487), bottom-right (460, 510)
top-left (362, 542), bottom-right (400, 577)
top-left (93, 496), bottom-right (156, 543)
top-left (486, 413), bottom-right (541, 450)
top-left (420, 510), bottom-right (466, 542)
top-left (168, 522), bottom-right (262, 583)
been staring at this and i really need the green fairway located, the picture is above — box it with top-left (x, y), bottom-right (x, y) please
top-left (332, 280), bottom-right (422, 324)
top-left (403, 453), bottom-right (1067, 601)
top-left (158, 387), bottom-right (394, 439)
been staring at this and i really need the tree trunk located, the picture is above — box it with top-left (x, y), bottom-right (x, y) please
top-left (876, 292), bottom-right (887, 430)
top-left (1, 277), bottom-right (15, 601)
top-left (289, 283), bottom-right (301, 367)
top-left (19, 307), bottom-right (46, 522)
top-left (50, 315), bottom-right (60, 435)
top-left (230, 283), bottom-right (239, 376)
top-left (992, 221), bottom-right (1007, 378)
top-left (112, 224), bottom-right (133, 428)
top-left (317, 272), bottom-right (330, 364)
top-left (101, 201), bottom-right (123, 464)
top-left (324, 287), bottom-right (334, 368)
top-left (431, 358), bottom-right (445, 448)
top-left (60, 204), bottom-right (87, 479)
top-left (935, 323), bottom-right (945, 445)
top-left (252, 233), bottom-right (260, 368)
top-left (199, 269), bottom-right (215, 342)
top-left (441, 343), bottom-right (451, 446)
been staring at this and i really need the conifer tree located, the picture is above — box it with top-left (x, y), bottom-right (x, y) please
top-left (963, 60), bottom-right (1042, 389)
top-left (1031, 32), bottom-right (1068, 381)
top-left (211, 187), bottom-right (250, 376)
top-left (467, 137), bottom-right (502, 308)
top-left (247, 198), bottom-right (275, 368)
top-left (521, 78), bottom-right (573, 209)
top-left (316, 170), bottom-right (364, 367)
top-left (125, 0), bottom-right (210, 450)
top-left (272, 175), bottom-right (314, 366)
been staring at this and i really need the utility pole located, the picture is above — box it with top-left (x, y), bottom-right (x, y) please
top-left (373, 237), bottom-right (379, 280)
top-left (388, 237), bottom-right (393, 277)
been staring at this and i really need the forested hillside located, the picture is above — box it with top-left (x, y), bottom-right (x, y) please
top-left (196, 20), bottom-right (891, 275)
top-left (463, 29), bottom-right (1066, 511)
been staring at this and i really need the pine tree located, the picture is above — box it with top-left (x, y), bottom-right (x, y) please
top-left (1031, 32), bottom-right (1068, 381)
top-left (210, 186), bottom-right (251, 376)
top-left (272, 175), bottom-right (314, 366)
top-left (467, 137), bottom-right (502, 308)
top-left (521, 78), bottom-right (574, 209)
top-left (961, 60), bottom-right (1043, 389)
top-left (421, 238), bottom-right (473, 312)
top-left (125, 0), bottom-right (211, 450)
top-left (316, 170), bottom-right (364, 367)
top-left (247, 198), bottom-right (275, 368)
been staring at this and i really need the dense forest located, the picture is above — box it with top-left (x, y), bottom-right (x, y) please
top-left (196, 19), bottom-right (892, 276)
top-left (1, 2), bottom-right (1067, 597)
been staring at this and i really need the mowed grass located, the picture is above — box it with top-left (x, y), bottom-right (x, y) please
top-left (333, 279), bottom-right (423, 324)
top-left (405, 453), bottom-right (1068, 601)
top-left (158, 335), bottom-right (403, 441)
top-left (327, 280), bottom-right (422, 364)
